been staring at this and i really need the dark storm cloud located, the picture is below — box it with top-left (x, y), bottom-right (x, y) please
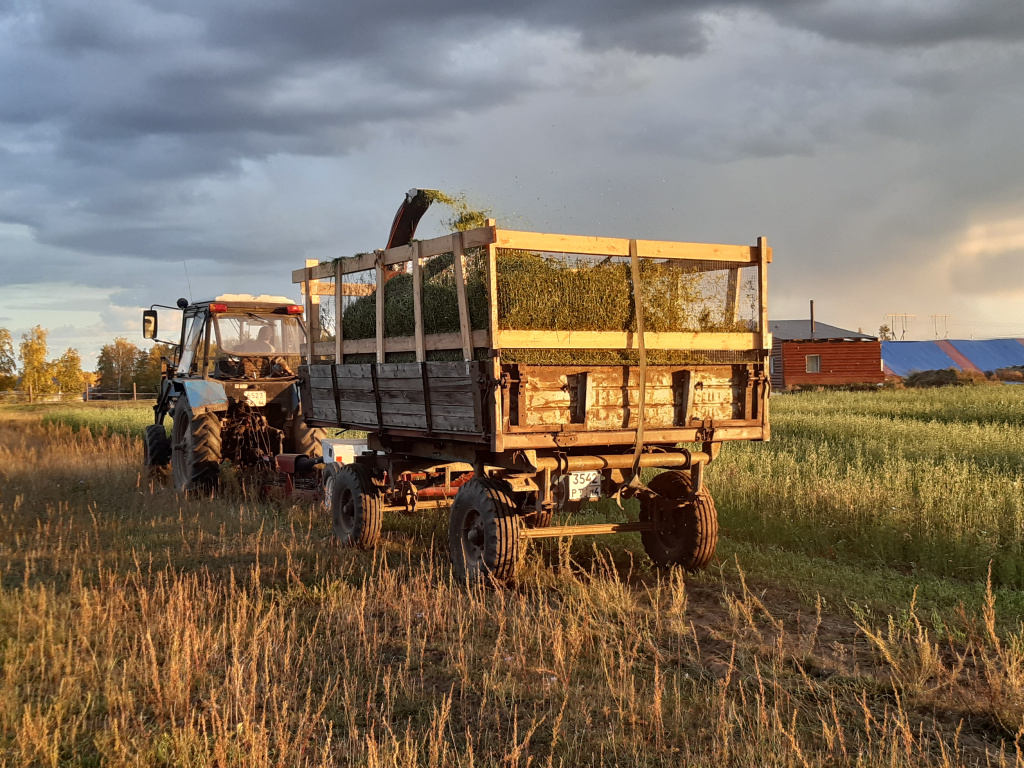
top-left (775, 0), bottom-right (1024, 48)
top-left (2, 0), bottom-right (1024, 346)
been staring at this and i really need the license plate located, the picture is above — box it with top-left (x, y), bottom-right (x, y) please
top-left (244, 390), bottom-right (267, 407)
top-left (567, 471), bottom-right (602, 501)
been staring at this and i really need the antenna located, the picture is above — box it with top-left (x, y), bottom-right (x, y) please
top-left (182, 260), bottom-right (194, 302)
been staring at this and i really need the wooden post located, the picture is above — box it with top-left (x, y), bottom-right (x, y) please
top-left (451, 232), bottom-right (473, 361)
top-left (84, 386), bottom-right (89, 402)
top-left (133, 382), bottom-right (137, 401)
top-left (305, 258), bottom-right (321, 362)
top-left (757, 236), bottom-right (770, 350)
top-left (375, 251), bottom-right (385, 365)
top-left (412, 241), bottom-right (425, 363)
top-left (725, 268), bottom-right (740, 324)
top-left (334, 260), bottom-right (343, 363)
top-left (484, 219), bottom-right (502, 451)
top-left (303, 265), bottom-right (314, 366)
top-left (28, 385), bottom-right (32, 404)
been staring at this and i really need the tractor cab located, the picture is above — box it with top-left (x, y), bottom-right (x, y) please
top-left (146, 295), bottom-right (306, 381)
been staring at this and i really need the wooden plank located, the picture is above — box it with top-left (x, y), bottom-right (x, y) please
top-left (291, 225), bottom-right (498, 282)
top-left (494, 230), bottom-right (770, 264)
top-left (485, 220), bottom-right (501, 452)
top-left (451, 232), bottom-right (473, 361)
top-left (494, 329), bottom-right (759, 351)
top-left (334, 261), bottom-right (343, 362)
top-left (311, 329), bottom-right (488, 357)
top-left (758, 236), bottom-right (770, 350)
top-left (412, 241), bottom-right (425, 363)
top-left (303, 281), bottom-right (374, 297)
top-left (302, 266), bottom-right (314, 365)
top-left (375, 253), bottom-right (385, 364)
top-left (725, 268), bottom-right (740, 323)
top-left (310, 361), bottom-right (479, 381)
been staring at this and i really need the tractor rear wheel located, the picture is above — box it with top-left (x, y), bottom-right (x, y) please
top-left (287, 413), bottom-right (327, 457)
top-left (639, 470), bottom-right (718, 572)
top-left (449, 477), bottom-right (523, 584)
top-left (143, 424), bottom-right (171, 481)
top-left (331, 464), bottom-right (383, 548)
top-left (171, 400), bottom-right (222, 494)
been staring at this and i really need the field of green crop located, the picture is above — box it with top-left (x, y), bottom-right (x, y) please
top-left (2, 388), bottom-right (1023, 766)
top-left (712, 387), bottom-right (1024, 587)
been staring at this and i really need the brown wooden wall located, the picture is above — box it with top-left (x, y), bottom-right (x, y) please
top-left (778, 340), bottom-right (883, 387)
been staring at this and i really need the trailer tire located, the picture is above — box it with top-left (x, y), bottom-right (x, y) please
top-left (143, 424), bottom-right (171, 481)
top-left (449, 477), bottom-right (523, 584)
top-left (331, 464), bottom-right (383, 549)
top-left (171, 400), bottom-right (222, 494)
top-left (639, 470), bottom-right (718, 572)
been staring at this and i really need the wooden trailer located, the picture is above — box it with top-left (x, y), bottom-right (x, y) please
top-left (293, 222), bottom-right (771, 582)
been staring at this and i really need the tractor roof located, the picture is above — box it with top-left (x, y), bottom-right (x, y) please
top-left (193, 294), bottom-right (297, 307)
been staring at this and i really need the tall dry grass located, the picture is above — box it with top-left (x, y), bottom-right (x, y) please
top-left (1, 409), bottom-right (1024, 765)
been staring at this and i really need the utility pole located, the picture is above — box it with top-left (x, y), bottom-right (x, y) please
top-left (885, 313), bottom-right (916, 340)
top-left (930, 315), bottom-right (950, 339)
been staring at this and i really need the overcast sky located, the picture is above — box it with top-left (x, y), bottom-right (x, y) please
top-left (2, 0), bottom-right (1023, 365)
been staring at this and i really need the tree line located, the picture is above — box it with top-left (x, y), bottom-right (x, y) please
top-left (0, 326), bottom-right (173, 395)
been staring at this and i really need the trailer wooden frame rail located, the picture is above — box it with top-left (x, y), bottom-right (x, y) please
top-left (294, 222), bottom-right (771, 365)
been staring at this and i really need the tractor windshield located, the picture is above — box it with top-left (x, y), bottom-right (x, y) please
top-left (210, 313), bottom-right (304, 379)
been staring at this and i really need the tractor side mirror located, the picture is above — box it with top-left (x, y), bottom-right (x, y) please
top-left (143, 310), bottom-right (158, 339)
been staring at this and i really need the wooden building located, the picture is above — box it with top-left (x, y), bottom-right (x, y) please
top-left (768, 320), bottom-right (882, 390)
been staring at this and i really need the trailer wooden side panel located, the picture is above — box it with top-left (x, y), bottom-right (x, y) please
top-left (503, 364), bottom-right (745, 433)
top-left (303, 362), bottom-right (488, 435)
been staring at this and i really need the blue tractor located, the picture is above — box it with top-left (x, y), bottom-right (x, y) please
top-left (141, 294), bottom-right (325, 492)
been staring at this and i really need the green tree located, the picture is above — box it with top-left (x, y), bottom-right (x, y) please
top-left (96, 337), bottom-right (142, 393)
top-left (19, 326), bottom-right (54, 394)
top-left (0, 328), bottom-right (15, 390)
top-left (133, 343), bottom-right (174, 393)
top-left (53, 348), bottom-right (85, 395)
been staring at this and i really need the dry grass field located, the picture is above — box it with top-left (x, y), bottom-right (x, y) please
top-left (2, 391), bottom-right (1024, 766)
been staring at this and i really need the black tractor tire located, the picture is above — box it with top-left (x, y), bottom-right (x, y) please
top-left (287, 414), bottom-right (327, 457)
top-left (639, 470), bottom-right (718, 572)
top-left (171, 400), bottom-right (222, 494)
top-left (449, 477), bottom-right (524, 584)
top-left (143, 424), bottom-right (171, 481)
top-left (331, 464), bottom-right (384, 549)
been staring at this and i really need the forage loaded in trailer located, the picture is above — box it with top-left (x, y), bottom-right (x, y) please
top-left (295, 189), bottom-right (772, 582)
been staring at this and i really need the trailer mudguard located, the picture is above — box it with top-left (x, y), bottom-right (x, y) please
top-left (177, 380), bottom-right (229, 415)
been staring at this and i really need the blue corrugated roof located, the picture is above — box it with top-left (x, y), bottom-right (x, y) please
top-left (882, 341), bottom-right (957, 377)
top-left (882, 339), bottom-right (1024, 378)
top-left (947, 339), bottom-right (1024, 372)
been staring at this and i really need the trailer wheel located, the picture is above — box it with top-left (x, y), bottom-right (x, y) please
top-left (143, 424), bottom-right (171, 481)
top-left (639, 470), bottom-right (718, 572)
top-left (449, 477), bottom-right (523, 584)
top-left (331, 464), bottom-right (383, 549)
top-left (171, 400), bottom-right (222, 494)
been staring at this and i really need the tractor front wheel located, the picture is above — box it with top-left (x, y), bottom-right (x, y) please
top-left (143, 424), bottom-right (171, 482)
top-left (171, 400), bottom-right (222, 494)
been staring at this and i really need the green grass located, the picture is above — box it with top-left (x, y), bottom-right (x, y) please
top-left (712, 387), bottom-right (1024, 587)
top-left (26, 401), bottom-right (158, 438)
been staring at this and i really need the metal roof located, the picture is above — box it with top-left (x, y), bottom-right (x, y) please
top-left (882, 339), bottom-right (1024, 378)
top-left (769, 320), bottom-right (876, 342)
